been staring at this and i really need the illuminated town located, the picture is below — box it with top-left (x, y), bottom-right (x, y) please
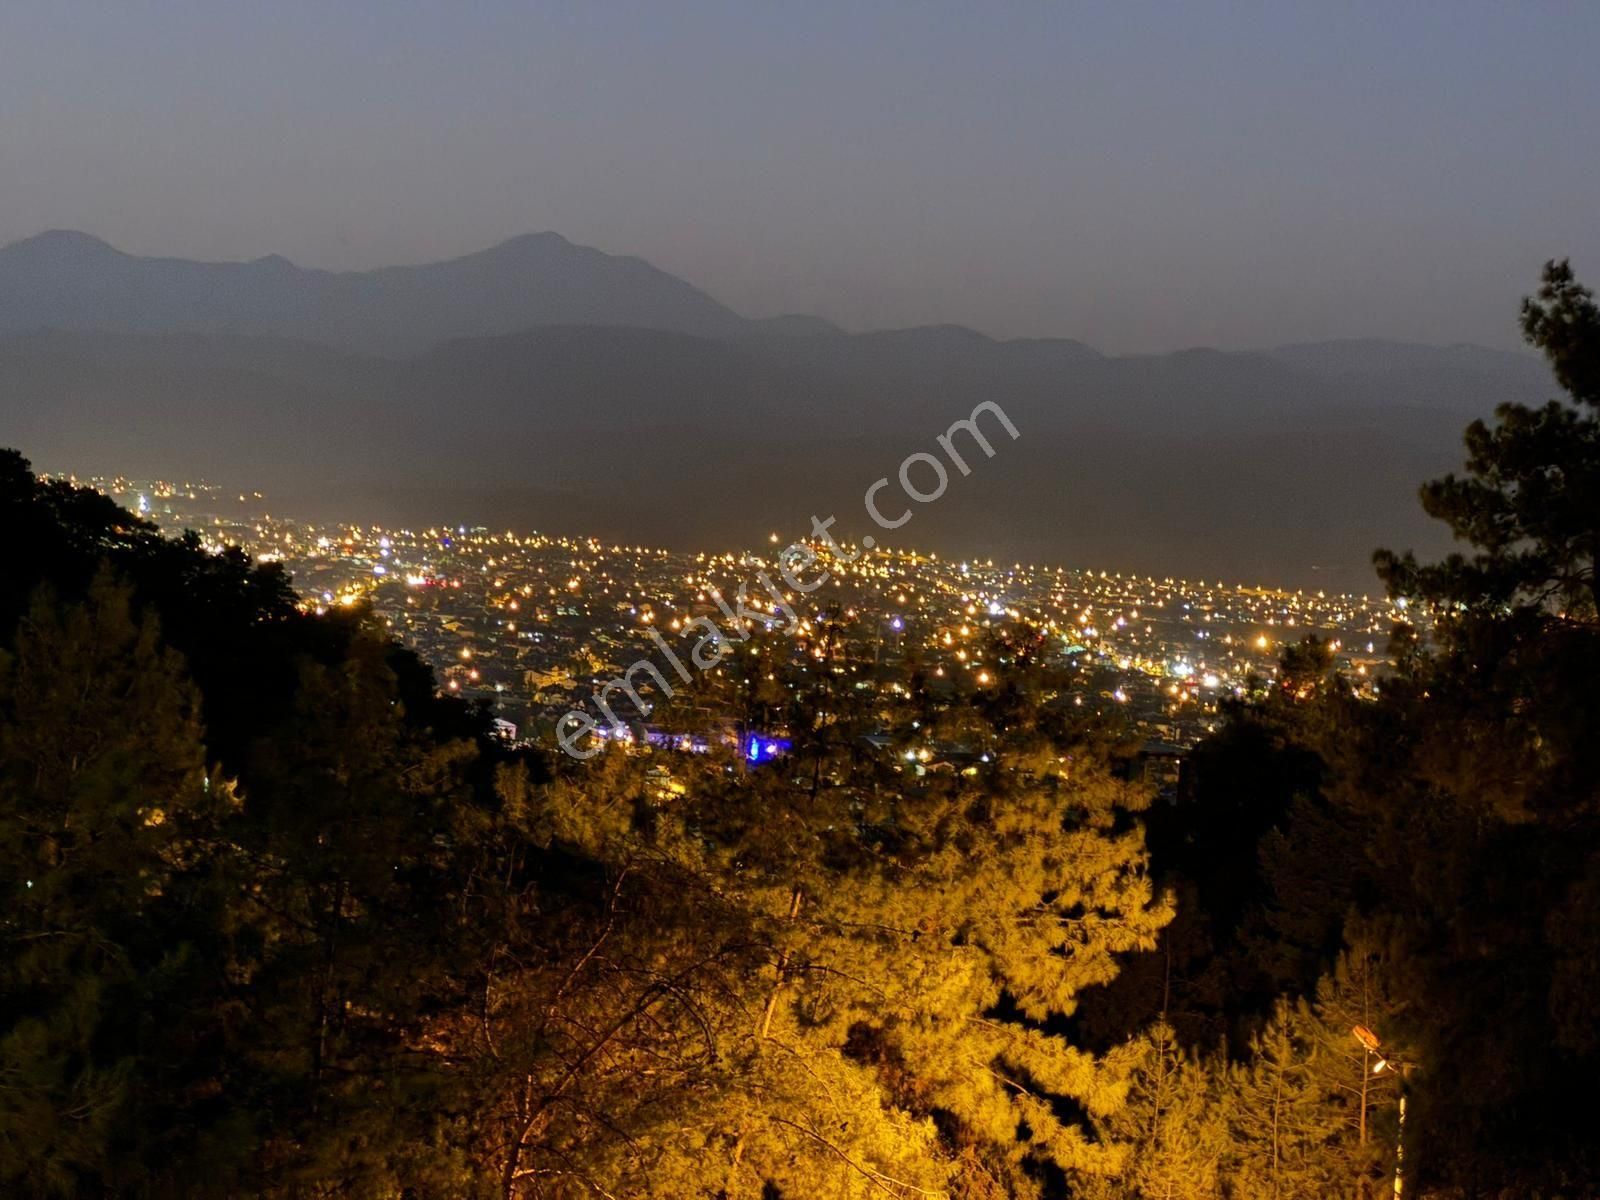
top-left (9, 13), bottom-right (1594, 1189)
top-left (80, 474), bottom-right (1405, 763)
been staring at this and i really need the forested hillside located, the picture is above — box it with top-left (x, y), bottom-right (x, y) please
top-left (3, 262), bottom-right (1599, 1197)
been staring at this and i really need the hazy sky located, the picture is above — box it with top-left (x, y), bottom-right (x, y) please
top-left (3, 1), bottom-right (1598, 352)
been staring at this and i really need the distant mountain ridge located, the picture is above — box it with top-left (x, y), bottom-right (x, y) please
top-left (0, 230), bottom-right (1557, 591)
top-left (0, 230), bottom-right (1539, 374)
top-left (0, 229), bottom-right (1117, 359)
top-left (0, 229), bottom-right (749, 354)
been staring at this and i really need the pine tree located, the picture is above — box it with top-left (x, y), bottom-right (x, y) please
top-left (1225, 999), bottom-right (1344, 1200)
top-left (1298, 931), bottom-right (1406, 1196)
top-left (0, 454), bottom-right (537, 1195)
top-left (1354, 263), bottom-right (1600, 1191)
top-left (1376, 259), bottom-right (1600, 623)
top-left (0, 573), bottom-right (236, 1194)
top-left (1079, 1020), bottom-right (1228, 1200)
top-left (525, 648), bottom-right (1172, 1197)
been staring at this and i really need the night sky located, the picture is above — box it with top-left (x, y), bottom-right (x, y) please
top-left (3, 0), bottom-right (1597, 351)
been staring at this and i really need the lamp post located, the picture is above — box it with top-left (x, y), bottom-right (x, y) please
top-left (1353, 1024), bottom-right (1412, 1200)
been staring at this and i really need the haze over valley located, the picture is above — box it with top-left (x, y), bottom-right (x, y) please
top-left (0, 229), bottom-right (1552, 591)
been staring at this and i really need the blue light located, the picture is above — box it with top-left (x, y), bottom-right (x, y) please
top-left (745, 735), bottom-right (791, 764)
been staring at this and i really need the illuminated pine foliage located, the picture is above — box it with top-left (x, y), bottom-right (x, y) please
top-left (1077, 1021), bottom-right (1228, 1200)
top-left (1223, 1000), bottom-right (1346, 1200)
top-left (527, 648), bottom-right (1172, 1198)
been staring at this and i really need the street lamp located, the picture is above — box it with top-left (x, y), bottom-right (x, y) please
top-left (1353, 1025), bottom-right (1413, 1200)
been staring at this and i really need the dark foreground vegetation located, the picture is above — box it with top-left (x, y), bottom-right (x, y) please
top-left (4, 263), bottom-right (1600, 1197)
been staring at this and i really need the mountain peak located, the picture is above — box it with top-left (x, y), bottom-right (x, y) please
top-left (467, 232), bottom-right (582, 262)
top-left (0, 228), bottom-right (747, 351)
top-left (1, 229), bottom-right (125, 260)
top-left (493, 231), bottom-right (572, 249)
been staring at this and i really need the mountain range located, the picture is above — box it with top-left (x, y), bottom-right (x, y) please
top-left (0, 231), bottom-right (1556, 591)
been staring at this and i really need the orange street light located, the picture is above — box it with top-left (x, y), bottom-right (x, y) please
top-left (1352, 1025), bottom-right (1413, 1200)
